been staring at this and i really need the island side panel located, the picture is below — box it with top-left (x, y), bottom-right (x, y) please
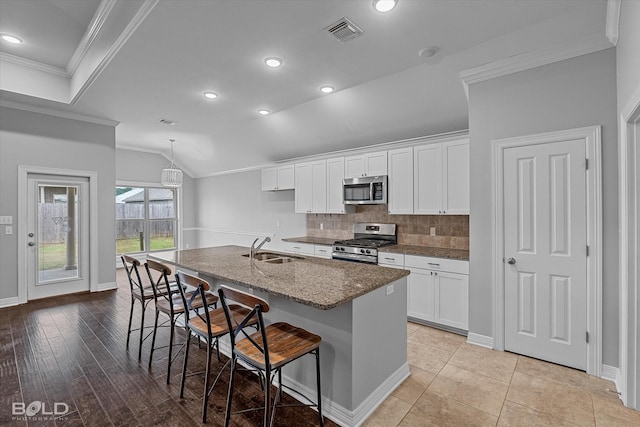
top-left (352, 276), bottom-right (409, 409)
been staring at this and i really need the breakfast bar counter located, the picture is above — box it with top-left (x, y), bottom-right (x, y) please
top-left (150, 245), bottom-right (410, 427)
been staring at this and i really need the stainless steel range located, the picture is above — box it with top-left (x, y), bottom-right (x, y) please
top-left (332, 223), bottom-right (397, 264)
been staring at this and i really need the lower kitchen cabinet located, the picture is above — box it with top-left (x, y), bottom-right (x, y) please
top-left (280, 241), bottom-right (315, 256)
top-left (404, 255), bottom-right (469, 331)
top-left (314, 244), bottom-right (332, 259)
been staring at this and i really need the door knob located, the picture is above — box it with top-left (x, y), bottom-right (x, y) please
top-left (28, 242), bottom-right (35, 246)
top-left (507, 257), bottom-right (516, 265)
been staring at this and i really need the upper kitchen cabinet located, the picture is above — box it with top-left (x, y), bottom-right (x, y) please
top-left (295, 160), bottom-right (327, 213)
top-left (261, 165), bottom-right (294, 191)
top-left (327, 157), bottom-right (348, 214)
top-left (388, 147), bottom-right (414, 214)
top-left (414, 139), bottom-right (469, 215)
top-left (344, 151), bottom-right (388, 178)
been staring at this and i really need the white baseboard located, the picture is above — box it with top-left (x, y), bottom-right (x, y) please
top-left (0, 296), bottom-right (19, 308)
top-left (601, 364), bottom-right (624, 404)
top-left (96, 281), bottom-right (117, 292)
top-left (467, 332), bottom-right (494, 349)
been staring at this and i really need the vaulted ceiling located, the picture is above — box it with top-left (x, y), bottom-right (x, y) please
top-left (0, 0), bottom-right (611, 176)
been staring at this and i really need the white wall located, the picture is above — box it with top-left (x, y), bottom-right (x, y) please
top-left (193, 169), bottom-right (306, 250)
top-left (0, 106), bottom-right (116, 300)
top-left (467, 48), bottom-right (619, 366)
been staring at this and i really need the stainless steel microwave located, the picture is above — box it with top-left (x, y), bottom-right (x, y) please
top-left (343, 175), bottom-right (387, 205)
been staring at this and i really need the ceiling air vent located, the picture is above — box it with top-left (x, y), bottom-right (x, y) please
top-left (325, 17), bottom-right (364, 43)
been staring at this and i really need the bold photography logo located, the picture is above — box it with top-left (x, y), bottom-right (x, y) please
top-left (12, 401), bottom-right (70, 420)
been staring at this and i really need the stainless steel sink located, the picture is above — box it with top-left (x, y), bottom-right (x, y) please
top-left (242, 252), bottom-right (303, 262)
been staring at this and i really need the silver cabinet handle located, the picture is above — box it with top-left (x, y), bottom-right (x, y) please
top-left (507, 258), bottom-right (516, 265)
top-left (427, 262), bottom-right (440, 267)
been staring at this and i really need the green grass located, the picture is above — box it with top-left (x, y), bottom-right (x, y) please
top-left (38, 237), bottom-right (175, 270)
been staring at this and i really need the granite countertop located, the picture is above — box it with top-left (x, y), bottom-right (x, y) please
top-left (149, 245), bottom-right (409, 310)
top-left (379, 244), bottom-right (469, 260)
top-left (281, 236), bottom-right (336, 245)
top-left (282, 236), bottom-right (469, 261)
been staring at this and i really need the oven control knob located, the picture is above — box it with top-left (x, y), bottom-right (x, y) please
top-left (366, 249), bottom-right (371, 254)
top-left (360, 249), bottom-right (365, 254)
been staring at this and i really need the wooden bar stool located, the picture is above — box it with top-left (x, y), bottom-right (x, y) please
top-left (175, 272), bottom-right (258, 423)
top-left (218, 285), bottom-right (324, 427)
top-left (144, 260), bottom-right (218, 383)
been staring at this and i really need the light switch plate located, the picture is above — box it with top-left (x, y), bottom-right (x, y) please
top-left (430, 227), bottom-right (436, 236)
top-left (5, 226), bottom-right (13, 235)
top-left (0, 216), bottom-right (12, 225)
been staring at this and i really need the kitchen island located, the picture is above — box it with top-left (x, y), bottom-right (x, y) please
top-left (150, 245), bottom-right (410, 427)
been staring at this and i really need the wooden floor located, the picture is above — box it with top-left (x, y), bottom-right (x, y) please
top-left (0, 269), bottom-right (335, 426)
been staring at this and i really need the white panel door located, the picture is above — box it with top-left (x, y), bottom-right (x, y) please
top-left (443, 140), bottom-right (470, 214)
top-left (294, 162), bottom-right (313, 213)
top-left (327, 157), bottom-right (346, 213)
top-left (504, 139), bottom-right (587, 370)
top-left (434, 271), bottom-right (469, 330)
top-left (407, 268), bottom-right (435, 321)
top-left (388, 147), bottom-right (413, 214)
top-left (414, 144), bottom-right (442, 214)
top-left (311, 160), bottom-right (327, 213)
top-left (365, 151), bottom-right (388, 176)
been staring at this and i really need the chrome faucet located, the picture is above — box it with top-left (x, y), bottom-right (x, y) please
top-left (250, 236), bottom-right (271, 260)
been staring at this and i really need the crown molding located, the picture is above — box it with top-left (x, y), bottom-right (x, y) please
top-left (66, 0), bottom-right (118, 75)
top-left (0, 52), bottom-right (69, 78)
top-left (605, 0), bottom-right (621, 45)
top-left (0, 99), bottom-right (119, 127)
top-left (70, 0), bottom-right (159, 104)
top-left (459, 32), bottom-right (614, 100)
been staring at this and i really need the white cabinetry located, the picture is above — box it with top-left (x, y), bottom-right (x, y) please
top-left (404, 255), bottom-right (469, 330)
top-left (387, 147), bottom-right (414, 214)
top-left (378, 252), bottom-right (405, 268)
top-left (262, 165), bottom-right (294, 191)
top-left (327, 157), bottom-right (348, 214)
top-left (295, 160), bottom-right (327, 213)
top-left (344, 151), bottom-right (387, 178)
top-left (414, 139), bottom-right (469, 215)
top-left (280, 241), bottom-right (315, 256)
top-left (314, 244), bottom-right (332, 259)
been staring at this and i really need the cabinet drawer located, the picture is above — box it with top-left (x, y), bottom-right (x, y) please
top-left (314, 245), bottom-right (332, 259)
top-left (378, 252), bottom-right (405, 267)
top-left (281, 241), bottom-right (315, 256)
top-left (405, 255), bottom-right (468, 274)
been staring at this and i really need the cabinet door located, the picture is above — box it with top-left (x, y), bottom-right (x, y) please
top-left (327, 157), bottom-right (346, 213)
top-left (314, 244), bottom-right (332, 259)
top-left (434, 271), bottom-right (468, 330)
top-left (277, 165), bottom-right (295, 190)
top-left (388, 147), bottom-right (413, 214)
top-left (261, 167), bottom-right (278, 191)
top-left (443, 140), bottom-right (469, 214)
top-left (365, 151), bottom-right (388, 176)
top-left (407, 268), bottom-right (435, 321)
top-left (311, 160), bottom-right (327, 213)
top-left (294, 162), bottom-right (313, 213)
top-left (414, 144), bottom-right (442, 214)
top-left (344, 155), bottom-right (365, 178)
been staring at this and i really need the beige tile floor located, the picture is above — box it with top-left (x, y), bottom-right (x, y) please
top-left (363, 322), bottom-right (640, 426)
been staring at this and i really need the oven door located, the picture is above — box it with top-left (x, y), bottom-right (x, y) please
top-left (331, 251), bottom-right (377, 264)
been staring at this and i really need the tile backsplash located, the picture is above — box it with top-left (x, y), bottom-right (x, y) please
top-left (306, 205), bottom-right (469, 250)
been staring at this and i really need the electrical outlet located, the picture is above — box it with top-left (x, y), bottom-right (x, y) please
top-left (320, 223), bottom-right (324, 230)
top-left (430, 227), bottom-right (436, 236)
top-left (386, 284), bottom-right (394, 295)
top-left (276, 220), bottom-right (280, 228)
top-left (5, 225), bottom-right (13, 235)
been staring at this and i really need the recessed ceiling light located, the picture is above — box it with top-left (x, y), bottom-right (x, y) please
top-left (373, 0), bottom-right (397, 13)
top-left (320, 85), bottom-right (335, 94)
top-left (419, 46), bottom-right (440, 59)
top-left (203, 91), bottom-right (219, 99)
top-left (0, 33), bottom-right (23, 44)
top-left (258, 109), bottom-right (270, 116)
top-left (264, 57), bottom-right (283, 68)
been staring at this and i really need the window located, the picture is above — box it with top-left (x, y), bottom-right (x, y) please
top-left (115, 186), bottom-right (177, 254)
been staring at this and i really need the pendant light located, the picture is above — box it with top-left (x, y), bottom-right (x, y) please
top-left (161, 139), bottom-right (183, 187)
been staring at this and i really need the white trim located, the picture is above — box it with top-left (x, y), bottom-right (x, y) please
top-left (17, 166), bottom-right (100, 304)
top-left (0, 297), bottom-right (19, 308)
top-left (619, 84), bottom-right (640, 409)
top-left (66, 0), bottom-right (118, 75)
top-left (606, 0), bottom-right (621, 45)
top-left (466, 332), bottom-right (494, 349)
top-left (491, 126), bottom-right (602, 376)
top-left (460, 33), bottom-right (614, 99)
top-left (97, 282), bottom-right (117, 292)
top-left (70, 0), bottom-right (159, 104)
top-left (0, 52), bottom-right (69, 77)
top-left (0, 100), bottom-right (119, 127)
top-left (116, 145), bottom-right (195, 178)
top-left (184, 227), bottom-right (275, 239)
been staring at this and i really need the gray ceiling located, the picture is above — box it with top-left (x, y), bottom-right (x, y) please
top-left (0, 0), bottom-right (608, 176)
